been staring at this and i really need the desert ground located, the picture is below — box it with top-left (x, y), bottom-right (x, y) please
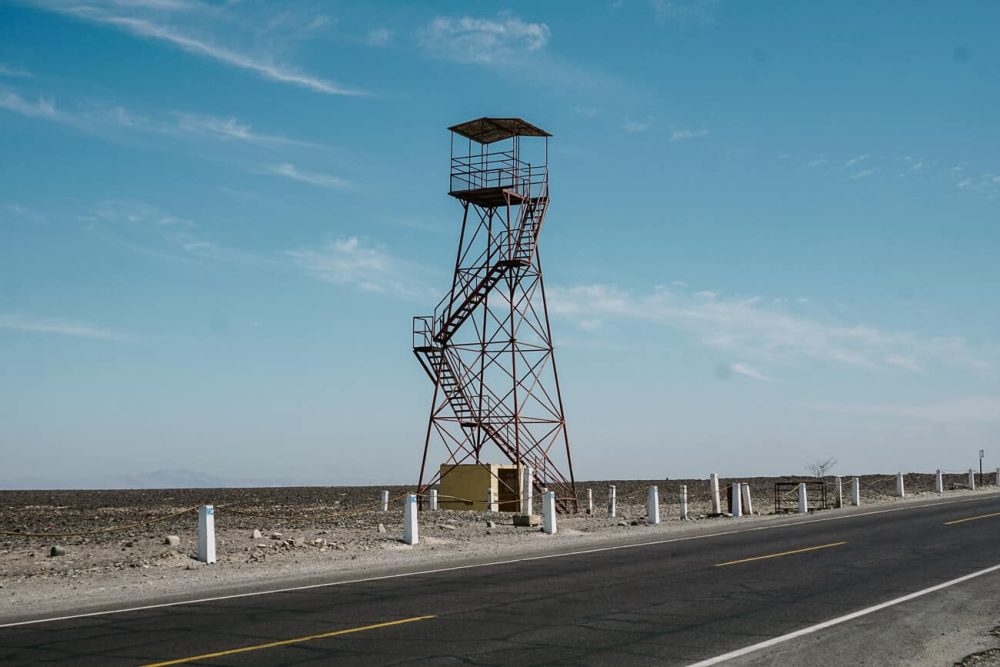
top-left (0, 472), bottom-right (993, 624)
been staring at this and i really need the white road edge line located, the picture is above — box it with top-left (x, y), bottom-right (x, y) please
top-left (686, 562), bottom-right (1000, 666)
top-left (1, 492), bottom-right (997, 629)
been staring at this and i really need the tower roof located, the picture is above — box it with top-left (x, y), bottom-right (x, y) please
top-left (449, 117), bottom-right (551, 144)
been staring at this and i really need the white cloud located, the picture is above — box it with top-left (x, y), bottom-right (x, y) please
top-left (842, 154), bottom-right (869, 169)
top-left (0, 313), bottom-right (130, 342)
top-left (728, 362), bottom-right (775, 382)
top-left (623, 117), bottom-right (653, 133)
top-left (0, 64), bottom-right (32, 77)
top-left (815, 396), bottom-right (1000, 424)
top-left (418, 14), bottom-right (550, 64)
top-left (262, 163), bottom-right (351, 190)
top-left (547, 283), bottom-right (989, 373)
top-left (0, 90), bottom-right (57, 118)
top-left (37, 4), bottom-right (364, 96)
top-left (849, 168), bottom-right (878, 180)
top-left (807, 157), bottom-right (828, 167)
top-left (366, 28), bottom-right (393, 47)
top-left (171, 113), bottom-right (311, 146)
top-left (287, 237), bottom-right (432, 299)
top-left (670, 128), bottom-right (709, 141)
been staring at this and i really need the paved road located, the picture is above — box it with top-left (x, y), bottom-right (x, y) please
top-left (2, 493), bottom-right (1000, 666)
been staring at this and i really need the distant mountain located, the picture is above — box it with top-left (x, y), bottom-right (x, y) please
top-left (0, 469), bottom-right (326, 490)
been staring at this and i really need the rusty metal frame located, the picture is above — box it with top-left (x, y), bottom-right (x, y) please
top-left (412, 120), bottom-right (577, 512)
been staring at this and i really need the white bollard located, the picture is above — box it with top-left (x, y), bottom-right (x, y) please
top-left (487, 487), bottom-right (496, 512)
top-left (731, 483), bottom-right (743, 518)
top-left (798, 483), bottom-right (808, 514)
top-left (608, 485), bottom-right (617, 518)
top-left (968, 469), bottom-right (976, 491)
top-left (542, 491), bottom-right (556, 534)
top-left (851, 477), bottom-right (861, 506)
top-left (521, 466), bottom-right (534, 514)
top-left (896, 473), bottom-right (905, 498)
top-left (197, 505), bottom-right (216, 564)
top-left (680, 484), bottom-right (689, 520)
top-left (996, 468), bottom-right (999, 487)
top-left (380, 490), bottom-right (389, 512)
top-left (935, 469), bottom-right (944, 495)
top-left (647, 486), bottom-right (660, 525)
top-left (835, 477), bottom-right (843, 508)
top-left (403, 493), bottom-right (418, 545)
top-left (710, 473), bottom-right (721, 514)
top-left (430, 489), bottom-right (438, 511)
top-left (741, 482), bottom-right (753, 516)
top-left (587, 488), bottom-right (593, 515)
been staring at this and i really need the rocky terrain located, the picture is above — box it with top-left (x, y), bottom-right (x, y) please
top-left (0, 472), bottom-right (990, 621)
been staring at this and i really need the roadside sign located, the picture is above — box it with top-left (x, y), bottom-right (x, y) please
top-left (980, 449), bottom-right (985, 459)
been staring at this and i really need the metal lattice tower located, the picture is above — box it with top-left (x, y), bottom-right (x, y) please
top-left (412, 118), bottom-right (577, 513)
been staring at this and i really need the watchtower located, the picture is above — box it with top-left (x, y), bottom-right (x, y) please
top-left (412, 118), bottom-right (578, 513)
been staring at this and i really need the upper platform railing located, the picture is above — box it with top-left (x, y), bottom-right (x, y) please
top-left (450, 149), bottom-right (547, 200)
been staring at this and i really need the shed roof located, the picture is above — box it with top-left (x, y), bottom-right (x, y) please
top-left (449, 117), bottom-right (551, 144)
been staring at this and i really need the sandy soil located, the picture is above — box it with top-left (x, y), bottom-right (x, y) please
top-left (0, 473), bottom-right (991, 623)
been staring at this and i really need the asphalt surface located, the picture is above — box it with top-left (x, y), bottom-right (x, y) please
top-left (2, 493), bottom-right (1000, 666)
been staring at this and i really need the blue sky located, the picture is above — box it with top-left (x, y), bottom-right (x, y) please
top-left (1, 1), bottom-right (999, 487)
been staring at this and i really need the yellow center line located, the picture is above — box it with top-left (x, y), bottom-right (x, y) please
top-left (714, 542), bottom-right (848, 567)
top-left (945, 511), bottom-right (1000, 526)
top-left (140, 615), bottom-right (436, 667)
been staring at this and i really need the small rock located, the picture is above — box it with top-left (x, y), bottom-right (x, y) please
top-left (486, 520), bottom-right (496, 528)
top-left (49, 546), bottom-right (66, 557)
top-left (251, 529), bottom-right (262, 539)
top-left (440, 524), bottom-right (457, 531)
top-left (270, 532), bottom-right (282, 540)
top-left (377, 523), bottom-right (387, 534)
top-left (164, 535), bottom-right (180, 547)
top-left (313, 538), bottom-right (327, 547)
top-left (124, 541), bottom-right (134, 548)
top-left (617, 521), bottom-right (628, 527)
top-left (185, 561), bottom-right (202, 570)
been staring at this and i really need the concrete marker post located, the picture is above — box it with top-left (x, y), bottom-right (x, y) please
top-left (487, 487), bottom-right (496, 512)
top-left (798, 483), bottom-right (808, 514)
top-left (731, 483), bottom-right (743, 518)
top-left (197, 505), bottom-right (216, 564)
top-left (710, 473), bottom-right (721, 515)
top-left (896, 473), bottom-right (905, 498)
top-left (403, 494), bottom-right (418, 545)
top-left (741, 483), bottom-right (753, 516)
top-left (996, 468), bottom-right (999, 487)
top-left (587, 488), bottom-right (593, 515)
top-left (608, 485), bottom-right (616, 518)
top-left (835, 477), bottom-right (843, 508)
top-left (521, 466), bottom-right (534, 515)
top-left (680, 484), bottom-right (688, 520)
top-left (380, 490), bottom-right (389, 512)
top-left (542, 491), bottom-right (556, 534)
top-left (935, 469), bottom-right (944, 495)
top-left (851, 477), bottom-right (861, 506)
top-left (647, 486), bottom-right (660, 525)
top-left (968, 469), bottom-right (976, 491)
top-left (429, 489), bottom-right (438, 511)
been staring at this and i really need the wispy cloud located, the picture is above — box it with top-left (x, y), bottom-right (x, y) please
top-left (849, 168), bottom-right (878, 180)
top-left (842, 154), bottom-right (870, 169)
top-left (0, 313), bottom-right (130, 342)
top-left (171, 113), bottom-right (312, 146)
top-left (0, 90), bottom-right (57, 118)
top-left (721, 362), bottom-right (776, 382)
top-left (366, 28), bottom-right (393, 47)
top-left (287, 237), bottom-right (433, 299)
top-left (650, 0), bottom-right (720, 25)
top-left (0, 63), bottom-right (32, 77)
top-left (418, 14), bottom-right (550, 64)
top-left (35, 3), bottom-right (365, 96)
top-left (814, 396), bottom-right (1000, 424)
top-left (261, 163), bottom-right (351, 190)
top-left (548, 283), bottom-right (989, 375)
top-left (623, 116), bottom-right (653, 133)
top-left (670, 128), bottom-right (709, 141)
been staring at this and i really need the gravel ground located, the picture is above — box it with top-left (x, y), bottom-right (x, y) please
top-left (0, 473), bottom-right (990, 622)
